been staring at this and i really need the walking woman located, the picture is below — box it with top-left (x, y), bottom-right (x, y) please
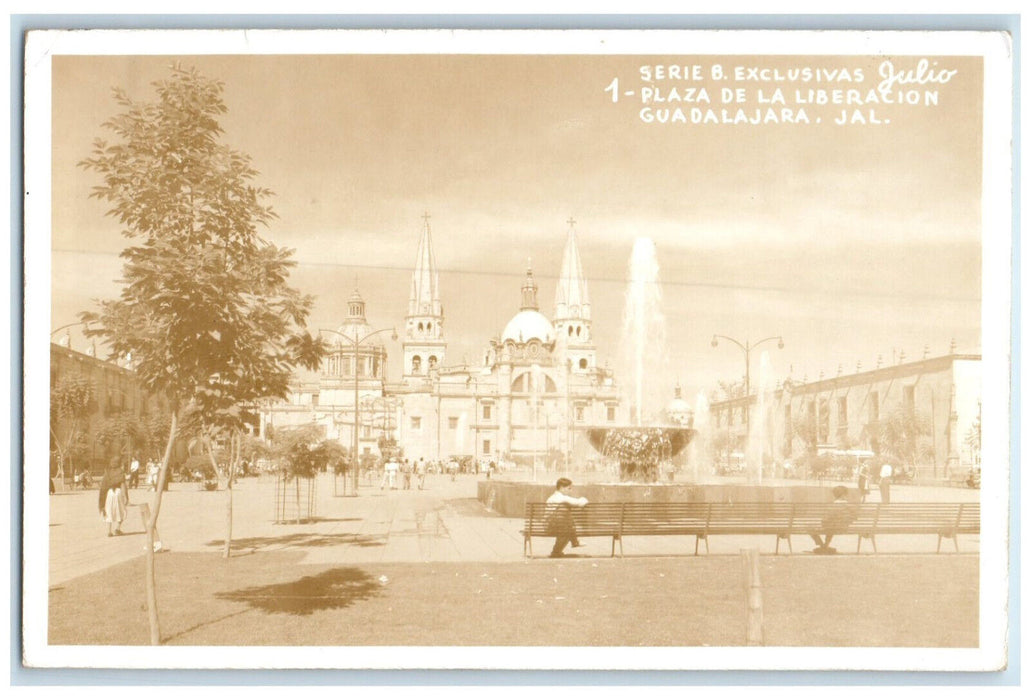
top-left (98, 468), bottom-right (128, 537)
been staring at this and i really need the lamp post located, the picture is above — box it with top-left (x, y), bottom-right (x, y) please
top-left (711, 334), bottom-right (784, 481)
top-left (320, 326), bottom-right (397, 496)
top-left (51, 321), bottom-right (91, 350)
top-left (51, 321), bottom-right (90, 337)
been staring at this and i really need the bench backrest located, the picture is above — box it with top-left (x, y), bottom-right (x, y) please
top-left (524, 502), bottom-right (979, 535)
top-left (523, 502), bottom-right (624, 535)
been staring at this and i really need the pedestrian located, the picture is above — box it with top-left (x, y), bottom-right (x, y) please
top-left (857, 463), bottom-right (870, 503)
top-left (879, 463), bottom-right (893, 503)
top-left (545, 477), bottom-right (588, 558)
top-left (147, 460), bottom-right (159, 491)
top-left (401, 459), bottom-right (413, 490)
top-left (98, 468), bottom-right (128, 537)
top-left (809, 485), bottom-right (855, 554)
top-left (447, 457), bottom-right (458, 481)
top-left (416, 458), bottom-right (427, 489)
top-left (384, 456), bottom-right (399, 489)
top-left (129, 456), bottom-right (141, 489)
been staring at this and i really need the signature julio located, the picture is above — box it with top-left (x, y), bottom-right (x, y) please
top-left (877, 58), bottom-right (958, 93)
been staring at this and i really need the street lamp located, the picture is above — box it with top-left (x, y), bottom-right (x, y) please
top-left (51, 321), bottom-right (91, 349)
top-left (711, 334), bottom-right (784, 481)
top-left (320, 326), bottom-right (398, 496)
top-left (51, 321), bottom-right (90, 337)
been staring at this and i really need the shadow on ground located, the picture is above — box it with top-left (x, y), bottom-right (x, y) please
top-left (215, 567), bottom-right (382, 615)
top-left (443, 497), bottom-right (504, 517)
top-left (205, 532), bottom-right (386, 550)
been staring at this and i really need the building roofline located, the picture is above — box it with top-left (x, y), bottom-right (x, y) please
top-left (709, 353), bottom-right (981, 407)
top-left (51, 342), bottom-right (138, 377)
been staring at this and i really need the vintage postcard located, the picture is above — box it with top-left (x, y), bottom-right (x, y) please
top-left (22, 29), bottom-right (1012, 671)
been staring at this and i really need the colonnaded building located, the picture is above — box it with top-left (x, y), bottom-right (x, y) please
top-left (708, 345), bottom-right (982, 480)
top-left (258, 219), bottom-right (626, 466)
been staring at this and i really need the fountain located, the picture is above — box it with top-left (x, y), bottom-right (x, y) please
top-left (746, 351), bottom-right (775, 483)
top-left (586, 238), bottom-right (695, 482)
top-left (690, 392), bottom-right (712, 483)
top-left (476, 238), bottom-right (836, 515)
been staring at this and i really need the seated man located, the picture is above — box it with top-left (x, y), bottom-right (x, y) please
top-left (545, 478), bottom-right (588, 558)
top-left (810, 485), bottom-right (856, 554)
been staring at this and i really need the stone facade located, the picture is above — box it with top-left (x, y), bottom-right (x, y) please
top-left (709, 352), bottom-right (982, 478)
top-left (259, 219), bottom-right (626, 466)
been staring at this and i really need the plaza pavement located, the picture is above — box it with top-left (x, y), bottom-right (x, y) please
top-left (47, 471), bottom-right (981, 587)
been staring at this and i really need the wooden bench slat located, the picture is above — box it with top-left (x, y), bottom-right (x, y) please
top-left (522, 501), bottom-right (979, 557)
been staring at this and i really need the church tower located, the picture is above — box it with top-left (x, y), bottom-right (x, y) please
top-left (554, 218), bottom-right (596, 373)
top-left (403, 214), bottom-right (446, 378)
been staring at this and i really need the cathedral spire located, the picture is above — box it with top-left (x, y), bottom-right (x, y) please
top-left (520, 260), bottom-right (540, 311)
top-left (554, 217), bottom-right (591, 321)
top-left (552, 219), bottom-right (596, 373)
top-left (408, 213), bottom-right (441, 318)
top-left (403, 214), bottom-right (446, 377)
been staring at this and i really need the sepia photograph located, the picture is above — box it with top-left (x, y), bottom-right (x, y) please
top-left (21, 28), bottom-right (1012, 671)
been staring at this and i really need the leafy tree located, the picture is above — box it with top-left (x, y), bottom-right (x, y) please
top-left (238, 432), bottom-right (270, 474)
top-left (138, 410), bottom-right (171, 459)
top-left (95, 412), bottom-right (144, 466)
top-left (50, 376), bottom-right (95, 479)
top-left (877, 409), bottom-right (933, 471)
top-left (711, 379), bottom-right (746, 402)
top-left (791, 408), bottom-right (820, 456)
top-left (80, 64), bottom-right (322, 644)
top-left (271, 426), bottom-right (331, 523)
top-left (319, 439), bottom-right (349, 476)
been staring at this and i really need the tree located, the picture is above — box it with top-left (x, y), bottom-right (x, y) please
top-left (95, 412), bottom-right (144, 467)
top-left (271, 425), bottom-right (328, 523)
top-left (50, 376), bottom-right (95, 480)
top-left (876, 409), bottom-right (933, 471)
top-left (711, 379), bottom-right (746, 402)
top-left (80, 64), bottom-right (322, 644)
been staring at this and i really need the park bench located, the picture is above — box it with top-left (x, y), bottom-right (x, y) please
top-left (522, 501), bottom-right (980, 557)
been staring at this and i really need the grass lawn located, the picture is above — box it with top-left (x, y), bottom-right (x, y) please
top-left (48, 551), bottom-right (978, 647)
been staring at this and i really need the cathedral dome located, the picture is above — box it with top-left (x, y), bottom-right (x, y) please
top-left (329, 288), bottom-right (386, 349)
top-left (665, 385), bottom-right (693, 426)
top-left (666, 396), bottom-right (692, 415)
top-left (332, 320), bottom-right (386, 349)
top-left (501, 309), bottom-right (555, 345)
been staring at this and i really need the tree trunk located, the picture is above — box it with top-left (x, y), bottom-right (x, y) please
top-left (295, 477), bottom-right (301, 524)
top-left (144, 409), bottom-right (178, 645)
top-left (222, 431), bottom-right (240, 559)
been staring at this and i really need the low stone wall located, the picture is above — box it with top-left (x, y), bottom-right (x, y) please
top-left (477, 480), bottom-right (838, 517)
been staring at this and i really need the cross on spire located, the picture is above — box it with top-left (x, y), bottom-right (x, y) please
top-left (422, 211), bottom-right (431, 225)
top-left (567, 216), bottom-right (576, 227)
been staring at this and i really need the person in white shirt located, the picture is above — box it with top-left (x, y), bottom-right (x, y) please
top-left (879, 463), bottom-right (893, 503)
top-left (384, 457), bottom-right (399, 490)
top-left (129, 457), bottom-right (141, 488)
top-left (545, 478), bottom-right (588, 558)
top-left (416, 458), bottom-right (427, 489)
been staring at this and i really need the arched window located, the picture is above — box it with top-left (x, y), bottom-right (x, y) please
top-left (418, 322), bottom-right (424, 332)
top-left (576, 326), bottom-right (581, 337)
top-left (412, 355), bottom-right (422, 374)
top-left (568, 325), bottom-right (573, 337)
top-left (579, 358), bottom-right (588, 370)
top-left (428, 355), bottom-right (438, 369)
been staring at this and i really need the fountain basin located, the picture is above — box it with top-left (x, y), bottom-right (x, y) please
top-left (586, 426), bottom-right (696, 482)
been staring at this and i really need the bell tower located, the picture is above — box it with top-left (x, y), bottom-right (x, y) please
top-left (554, 217), bottom-right (596, 373)
top-left (403, 214), bottom-right (447, 378)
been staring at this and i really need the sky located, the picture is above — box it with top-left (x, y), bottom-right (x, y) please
top-left (48, 48), bottom-right (985, 408)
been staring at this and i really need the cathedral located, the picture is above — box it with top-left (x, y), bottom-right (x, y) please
top-left (258, 218), bottom-right (626, 467)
